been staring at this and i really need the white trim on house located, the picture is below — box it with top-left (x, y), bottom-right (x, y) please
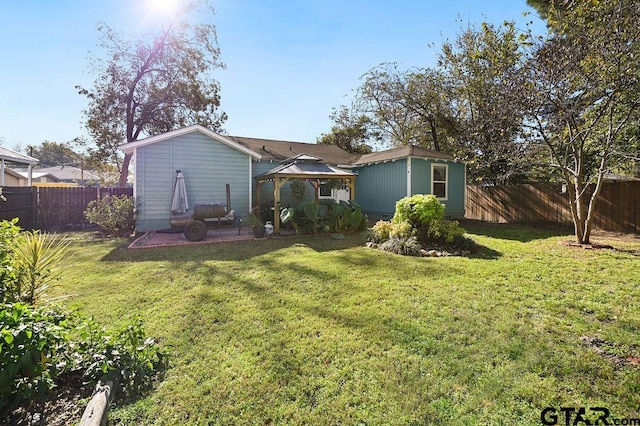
top-left (431, 162), bottom-right (448, 200)
top-left (249, 156), bottom-right (253, 212)
top-left (406, 156), bottom-right (412, 196)
top-left (119, 124), bottom-right (263, 159)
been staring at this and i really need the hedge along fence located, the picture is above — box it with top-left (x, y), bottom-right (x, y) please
top-left (465, 181), bottom-right (640, 234)
top-left (0, 186), bottom-right (133, 230)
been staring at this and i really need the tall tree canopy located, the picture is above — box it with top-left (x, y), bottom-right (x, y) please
top-left (317, 106), bottom-right (376, 154)
top-left (522, 0), bottom-right (640, 243)
top-left (27, 141), bottom-right (83, 168)
top-left (439, 21), bottom-right (536, 184)
top-left (77, 0), bottom-right (226, 187)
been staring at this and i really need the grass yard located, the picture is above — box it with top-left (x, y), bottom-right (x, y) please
top-left (50, 222), bottom-right (640, 425)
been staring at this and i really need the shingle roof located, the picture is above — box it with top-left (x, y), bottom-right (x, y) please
top-left (354, 144), bottom-right (455, 165)
top-left (229, 136), bottom-right (361, 165)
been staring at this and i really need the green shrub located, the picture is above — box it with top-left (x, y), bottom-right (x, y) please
top-left (282, 200), bottom-right (366, 235)
top-left (369, 220), bottom-right (414, 243)
top-left (0, 219), bottom-right (21, 303)
top-left (75, 318), bottom-right (169, 400)
top-left (12, 231), bottom-right (70, 305)
top-left (392, 194), bottom-right (445, 227)
top-left (289, 179), bottom-right (306, 201)
top-left (368, 220), bottom-right (393, 243)
top-left (380, 236), bottom-right (422, 256)
top-left (0, 303), bottom-right (168, 416)
top-left (0, 303), bottom-right (71, 413)
top-left (84, 194), bottom-right (135, 237)
top-left (389, 221), bottom-right (414, 239)
top-left (427, 219), bottom-right (465, 243)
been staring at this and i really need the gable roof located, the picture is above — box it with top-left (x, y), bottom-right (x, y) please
top-left (229, 136), bottom-right (360, 166)
top-left (11, 169), bottom-right (60, 182)
top-left (354, 144), bottom-right (455, 165)
top-left (119, 124), bottom-right (262, 159)
top-left (31, 166), bottom-right (100, 182)
top-left (0, 147), bottom-right (39, 165)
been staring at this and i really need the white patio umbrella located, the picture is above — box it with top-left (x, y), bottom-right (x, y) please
top-left (171, 170), bottom-right (189, 214)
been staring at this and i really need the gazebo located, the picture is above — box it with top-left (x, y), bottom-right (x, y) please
top-left (255, 154), bottom-right (356, 233)
top-left (0, 147), bottom-right (38, 186)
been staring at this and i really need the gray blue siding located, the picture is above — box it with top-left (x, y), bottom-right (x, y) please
top-left (355, 157), bottom-right (465, 219)
top-left (354, 159), bottom-right (407, 219)
top-left (135, 133), bottom-right (252, 232)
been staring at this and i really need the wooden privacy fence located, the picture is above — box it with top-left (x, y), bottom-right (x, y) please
top-left (0, 186), bottom-right (133, 230)
top-left (0, 187), bottom-right (37, 229)
top-left (465, 182), bottom-right (640, 234)
top-left (38, 187), bottom-right (133, 229)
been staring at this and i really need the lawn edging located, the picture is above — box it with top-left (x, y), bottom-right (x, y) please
top-left (79, 379), bottom-right (116, 426)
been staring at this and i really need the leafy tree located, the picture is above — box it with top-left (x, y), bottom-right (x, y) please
top-left (522, 0), bottom-right (640, 244)
top-left (77, 0), bottom-right (227, 187)
top-left (317, 106), bottom-right (376, 154)
top-left (355, 63), bottom-right (457, 152)
top-left (27, 141), bottom-right (83, 168)
top-left (439, 21), bottom-right (536, 184)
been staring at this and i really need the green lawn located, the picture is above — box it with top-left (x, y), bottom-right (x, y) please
top-left (51, 223), bottom-right (640, 425)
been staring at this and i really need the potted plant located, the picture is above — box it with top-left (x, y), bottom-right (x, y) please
top-left (247, 210), bottom-right (265, 238)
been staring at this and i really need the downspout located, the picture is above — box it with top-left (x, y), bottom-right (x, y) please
top-left (249, 156), bottom-right (253, 211)
top-left (406, 156), bottom-right (412, 196)
top-left (0, 159), bottom-right (4, 186)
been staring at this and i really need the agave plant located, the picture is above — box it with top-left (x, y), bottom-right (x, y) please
top-left (12, 231), bottom-right (70, 305)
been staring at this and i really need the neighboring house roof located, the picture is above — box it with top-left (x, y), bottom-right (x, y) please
top-left (255, 154), bottom-right (356, 179)
top-left (354, 144), bottom-right (456, 166)
top-left (0, 147), bottom-right (39, 165)
top-left (16, 166), bottom-right (99, 182)
top-left (119, 124), bottom-right (262, 159)
top-left (14, 170), bottom-right (61, 182)
top-left (230, 136), bottom-right (361, 166)
top-left (4, 168), bottom-right (24, 180)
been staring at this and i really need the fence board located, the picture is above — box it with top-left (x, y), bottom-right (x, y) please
top-left (466, 182), bottom-right (640, 233)
top-left (0, 187), bottom-right (37, 229)
top-left (36, 187), bottom-right (133, 229)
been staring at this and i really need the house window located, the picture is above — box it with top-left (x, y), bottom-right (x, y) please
top-left (318, 181), bottom-right (333, 199)
top-left (432, 164), bottom-right (447, 199)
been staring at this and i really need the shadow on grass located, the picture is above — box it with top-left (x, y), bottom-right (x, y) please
top-left (461, 219), bottom-right (571, 242)
top-left (100, 232), bottom-right (369, 263)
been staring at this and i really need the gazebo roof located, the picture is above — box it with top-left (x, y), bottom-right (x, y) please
top-left (255, 154), bottom-right (356, 181)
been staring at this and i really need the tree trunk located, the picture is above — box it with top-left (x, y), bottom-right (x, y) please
top-left (118, 153), bottom-right (132, 188)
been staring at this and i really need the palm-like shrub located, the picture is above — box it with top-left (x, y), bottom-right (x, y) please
top-left (12, 231), bottom-right (70, 305)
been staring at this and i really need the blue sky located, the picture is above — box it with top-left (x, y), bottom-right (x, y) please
top-left (0, 1), bottom-right (544, 151)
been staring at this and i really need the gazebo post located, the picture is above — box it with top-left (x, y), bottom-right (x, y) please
top-left (256, 180), bottom-right (263, 212)
top-left (348, 177), bottom-right (355, 200)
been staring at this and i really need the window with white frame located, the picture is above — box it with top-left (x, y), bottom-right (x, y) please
top-left (318, 181), bottom-right (333, 199)
top-left (432, 163), bottom-right (447, 199)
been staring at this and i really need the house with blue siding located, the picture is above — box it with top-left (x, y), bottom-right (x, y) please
top-left (121, 125), bottom-right (465, 232)
top-left (352, 145), bottom-right (466, 219)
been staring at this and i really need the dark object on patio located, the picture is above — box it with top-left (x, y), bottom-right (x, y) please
top-left (184, 220), bottom-right (208, 242)
top-left (170, 177), bottom-right (236, 241)
top-left (252, 225), bottom-right (265, 238)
